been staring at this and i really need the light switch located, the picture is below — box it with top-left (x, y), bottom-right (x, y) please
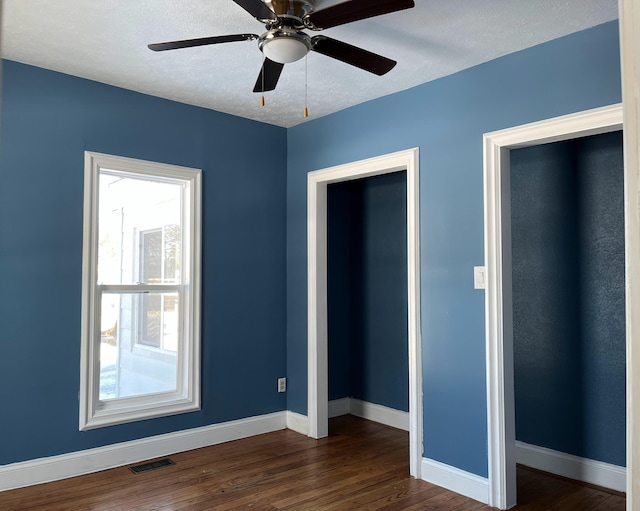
top-left (474, 266), bottom-right (486, 289)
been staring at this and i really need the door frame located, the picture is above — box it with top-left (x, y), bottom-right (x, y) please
top-left (619, 1), bottom-right (640, 508)
top-left (483, 104), bottom-right (624, 509)
top-left (307, 147), bottom-right (422, 478)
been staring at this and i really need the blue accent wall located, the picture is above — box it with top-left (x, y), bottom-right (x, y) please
top-left (0, 60), bottom-right (287, 465)
top-left (511, 131), bottom-right (625, 466)
top-left (328, 173), bottom-right (408, 411)
top-left (286, 21), bottom-right (621, 477)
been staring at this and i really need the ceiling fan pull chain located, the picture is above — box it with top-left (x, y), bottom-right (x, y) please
top-left (261, 59), bottom-right (266, 107)
top-left (304, 55), bottom-right (309, 118)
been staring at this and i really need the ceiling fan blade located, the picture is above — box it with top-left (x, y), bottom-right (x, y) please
top-left (311, 36), bottom-right (396, 76)
top-left (305, 0), bottom-right (414, 30)
top-left (232, 0), bottom-right (277, 21)
top-left (148, 34), bottom-right (258, 52)
top-left (253, 58), bottom-right (285, 93)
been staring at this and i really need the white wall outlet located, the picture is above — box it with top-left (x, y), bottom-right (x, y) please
top-left (278, 377), bottom-right (287, 393)
top-left (474, 266), bottom-right (486, 290)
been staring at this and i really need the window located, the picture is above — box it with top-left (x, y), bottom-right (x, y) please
top-left (80, 151), bottom-right (201, 430)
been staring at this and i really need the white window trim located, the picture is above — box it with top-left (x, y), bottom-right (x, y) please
top-left (80, 151), bottom-right (202, 431)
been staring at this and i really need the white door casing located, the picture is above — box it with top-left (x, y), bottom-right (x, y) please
top-left (307, 148), bottom-right (422, 478)
top-left (483, 104), bottom-right (623, 509)
top-left (619, 1), bottom-right (640, 509)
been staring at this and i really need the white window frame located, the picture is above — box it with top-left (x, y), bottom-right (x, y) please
top-left (80, 151), bottom-right (202, 430)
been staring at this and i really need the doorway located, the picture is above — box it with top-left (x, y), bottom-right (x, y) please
top-left (510, 131), bottom-right (625, 495)
top-left (327, 171), bottom-right (409, 428)
top-left (307, 148), bottom-right (422, 478)
top-left (483, 104), bottom-right (624, 508)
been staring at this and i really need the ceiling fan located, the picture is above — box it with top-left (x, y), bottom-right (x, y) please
top-left (148, 0), bottom-right (415, 94)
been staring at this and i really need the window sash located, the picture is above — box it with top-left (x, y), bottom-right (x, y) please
top-left (99, 284), bottom-right (182, 292)
top-left (98, 286), bottom-right (183, 355)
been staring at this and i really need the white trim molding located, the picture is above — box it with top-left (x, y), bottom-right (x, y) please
top-left (328, 398), bottom-right (410, 431)
top-left (0, 412), bottom-right (286, 492)
top-left (349, 399), bottom-right (409, 432)
top-left (516, 441), bottom-right (626, 493)
top-left (619, 1), bottom-right (640, 508)
top-left (307, 148), bottom-right (422, 478)
top-left (292, 399), bottom-right (410, 434)
top-left (421, 458), bottom-right (489, 504)
top-left (328, 398), bottom-right (351, 418)
top-left (483, 104), bottom-right (623, 509)
top-left (286, 411), bottom-right (309, 436)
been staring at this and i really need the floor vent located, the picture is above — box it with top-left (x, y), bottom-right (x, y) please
top-left (129, 458), bottom-right (175, 474)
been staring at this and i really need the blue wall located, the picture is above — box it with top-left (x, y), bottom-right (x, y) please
top-left (511, 131), bottom-right (626, 466)
top-left (286, 21), bottom-right (621, 477)
top-left (327, 173), bottom-right (408, 411)
top-left (0, 60), bottom-right (287, 465)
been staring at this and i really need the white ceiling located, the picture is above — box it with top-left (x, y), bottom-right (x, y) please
top-left (0, 0), bottom-right (618, 128)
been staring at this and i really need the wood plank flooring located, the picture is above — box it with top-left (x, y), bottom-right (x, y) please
top-left (0, 415), bottom-right (625, 510)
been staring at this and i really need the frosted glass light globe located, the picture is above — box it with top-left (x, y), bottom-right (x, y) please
top-left (262, 36), bottom-right (309, 64)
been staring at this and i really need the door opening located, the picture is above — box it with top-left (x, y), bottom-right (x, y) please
top-left (307, 148), bottom-right (422, 478)
top-left (483, 104), bottom-right (624, 509)
top-left (327, 172), bottom-right (409, 432)
top-left (509, 131), bottom-right (626, 502)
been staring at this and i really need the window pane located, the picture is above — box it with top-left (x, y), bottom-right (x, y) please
top-left (98, 173), bottom-right (182, 285)
top-left (164, 224), bottom-right (181, 283)
top-left (100, 291), bottom-right (179, 400)
top-left (140, 229), bottom-right (162, 284)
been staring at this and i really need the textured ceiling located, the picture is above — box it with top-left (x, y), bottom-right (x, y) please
top-left (0, 0), bottom-right (618, 128)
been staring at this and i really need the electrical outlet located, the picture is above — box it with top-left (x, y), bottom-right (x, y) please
top-left (278, 377), bottom-right (287, 393)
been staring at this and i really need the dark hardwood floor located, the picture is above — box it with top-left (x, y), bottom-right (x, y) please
top-left (0, 415), bottom-right (625, 510)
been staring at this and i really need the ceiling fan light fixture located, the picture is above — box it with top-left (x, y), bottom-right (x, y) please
top-left (260, 30), bottom-right (310, 64)
top-left (149, 0), bottom-right (416, 94)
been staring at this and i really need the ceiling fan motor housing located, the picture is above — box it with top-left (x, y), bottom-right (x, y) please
top-left (264, 0), bottom-right (314, 21)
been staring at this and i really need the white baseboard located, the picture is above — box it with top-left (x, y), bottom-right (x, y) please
top-left (328, 398), bottom-right (351, 418)
top-left (516, 441), bottom-right (626, 493)
top-left (286, 399), bottom-right (407, 437)
top-left (350, 399), bottom-right (409, 431)
top-left (421, 458), bottom-right (489, 504)
top-left (328, 398), bottom-right (409, 431)
top-left (0, 412), bottom-right (286, 492)
top-left (286, 410), bottom-right (309, 435)
top-left (285, 398), bottom-right (408, 439)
